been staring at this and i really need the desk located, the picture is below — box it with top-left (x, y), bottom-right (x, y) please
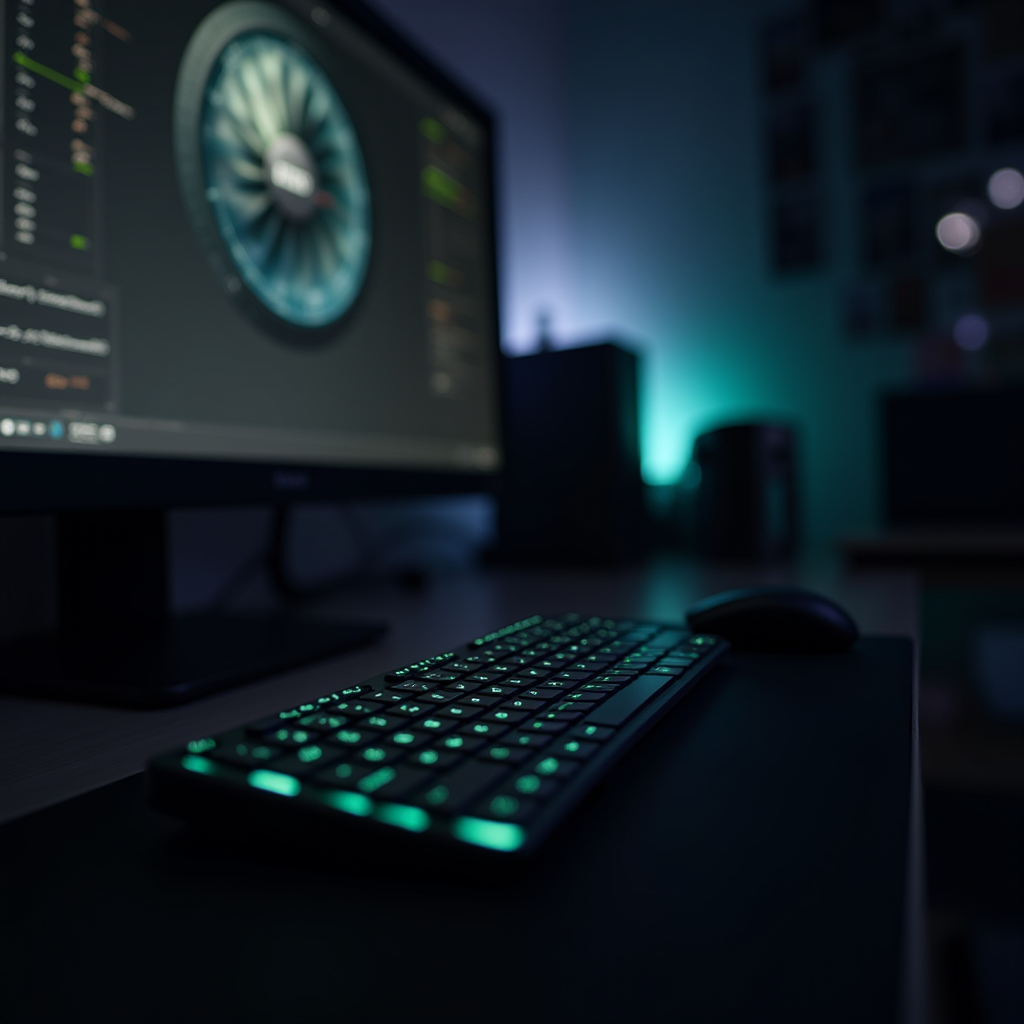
top-left (0, 558), bottom-right (923, 1023)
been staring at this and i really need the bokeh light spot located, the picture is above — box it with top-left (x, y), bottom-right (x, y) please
top-left (952, 313), bottom-right (990, 351)
top-left (936, 212), bottom-right (981, 253)
top-left (987, 167), bottom-right (1024, 210)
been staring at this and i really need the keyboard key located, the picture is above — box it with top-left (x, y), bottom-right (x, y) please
top-left (361, 691), bottom-right (407, 704)
top-left (508, 772), bottom-right (560, 800)
top-left (531, 755), bottom-right (579, 781)
top-left (483, 709), bottom-right (527, 725)
top-left (358, 745), bottom-right (404, 766)
top-left (311, 761), bottom-right (375, 788)
top-left (267, 745), bottom-right (337, 777)
top-left (208, 740), bottom-right (283, 767)
top-left (408, 748), bottom-right (462, 770)
top-left (361, 714), bottom-right (400, 732)
top-left (535, 658), bottom-right (571, 670)
top-left (297, 713), bottom-right (349, 730)
top-left (594, 675), bottom-right (634, 684)
top-left (473, 794), bottom-right (541, 824)
top-left (356, 764), bottom-right (435, 799)
top-left (553, 701), bottom-right (596, 714)
top-left (585, 675), bottom-right (676, 726)
top-left (439, 734), bottom-right (485, 754)
top-left (535, 709), bottom-right (583, 722)
top-left (505, 732), bottom-right (551, 749)
top-left (550, 738), bottom-right (600, 759)
top-left (458, 721), bottom-right (509, 739)
top-left (414, 761), bottom-right (511, 813)
top-left (500, 676), bottom-right (541, 688)
top-left (442, 681), bottom-right (481, 695)
top-left (418, 716), bottom-right (457, 734)
top-left (561, 691), bottom-right (606, 702)
top-left (477, 744), bottom-right (532, 765)
top-left (522, 720), bottom-right (569, 734)
top-left (262, 727), bottom-right (321, 748)
top-left (437, 704), bottom-right (482, 721)
top-left (420, 691), bottom-right (455, 704)
top-left (478, 684), bottom-right (517, 697)
top-left (462, 693), bottom-right (501, 708)
top-left (393, 682), bottom-right (434, 694)
top-left (386, 703), bottom-right (428, 719)
top-left (532, 685), bottom-right (571, 699)
top-left (570, 723), bottom-right (616, 742)
top-left (500, 697), bottom-right (544, 712)
top-left (330, 700), bottom-right (384, 717)
top-left (328, 728), bottom-right (367, 748)
top-left (387, 730), bottom-right (432, 750)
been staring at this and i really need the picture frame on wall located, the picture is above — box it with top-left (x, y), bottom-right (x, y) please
top-left (855, 48), bottom-right (965, 166)
top-left (772, 192), bottom-right (824, 272)
top-left (767, 102), bottom-right (817, 182)
top-left (760, 13), bottom-right (811, 94)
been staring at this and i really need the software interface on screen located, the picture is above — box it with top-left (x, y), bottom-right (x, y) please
top-left (0, 0), bottom-right (501, 474)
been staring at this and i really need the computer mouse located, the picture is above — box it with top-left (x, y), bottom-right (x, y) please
top-left (685, 585), bottom-right (859, 653)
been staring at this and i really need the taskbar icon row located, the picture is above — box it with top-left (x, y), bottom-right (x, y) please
top-left (0, 416), bottom-right (116, 445)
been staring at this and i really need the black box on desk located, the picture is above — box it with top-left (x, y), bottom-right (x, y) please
top-left (497, 342), bottom-right (644, 564)
top-left (883, 388), bottom-right (1024, 526)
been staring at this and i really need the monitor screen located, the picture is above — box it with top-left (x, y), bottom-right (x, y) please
top-left (0, 0), bottom-right (502, 507)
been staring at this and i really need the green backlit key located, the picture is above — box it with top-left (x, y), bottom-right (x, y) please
top-left (150, 612), bottom-right (728, 857)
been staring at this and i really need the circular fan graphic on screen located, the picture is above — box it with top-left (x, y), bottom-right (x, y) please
top-left (174, 3), bottom-right (372, 341)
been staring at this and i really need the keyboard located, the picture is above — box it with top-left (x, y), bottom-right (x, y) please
top-left (148, 613), bottom-right (728, 856)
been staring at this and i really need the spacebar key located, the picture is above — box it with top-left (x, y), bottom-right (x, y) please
top-left (584, 675), bottom-right (676, 726)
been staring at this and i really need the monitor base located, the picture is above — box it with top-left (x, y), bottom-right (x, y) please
top-left (0, 612), bottom-right (386, 708)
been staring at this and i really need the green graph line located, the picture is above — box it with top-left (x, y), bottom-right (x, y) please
top-left (13, 51), bottom-right (82, 92)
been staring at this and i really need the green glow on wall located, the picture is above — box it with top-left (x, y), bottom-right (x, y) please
top-left (452, 816), bottom-right (526, 852)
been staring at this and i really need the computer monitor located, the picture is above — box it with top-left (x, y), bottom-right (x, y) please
top-left (0, 0), bottom-right (503, 705)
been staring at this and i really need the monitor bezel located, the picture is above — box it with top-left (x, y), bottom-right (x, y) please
top-left (0, 0), bottom-right (505, 515)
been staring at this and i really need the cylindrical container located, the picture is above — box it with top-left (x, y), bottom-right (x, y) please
top-left (692, 423), bottom-right (797, 559)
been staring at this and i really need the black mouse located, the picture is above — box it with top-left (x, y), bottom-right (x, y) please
top-left (685, 585), bottom-right (859, 653)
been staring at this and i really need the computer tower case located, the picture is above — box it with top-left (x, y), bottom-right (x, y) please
top-left (497, 343), bottom-right (644, 564)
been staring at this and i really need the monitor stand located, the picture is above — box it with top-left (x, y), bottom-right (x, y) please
top-left (0, 511), bottom-right (387, 708)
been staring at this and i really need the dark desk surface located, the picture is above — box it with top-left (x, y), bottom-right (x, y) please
top-left (0, 556), bottom-right (918, 823)
top-left (0, 559), bottom-right (923, 1024)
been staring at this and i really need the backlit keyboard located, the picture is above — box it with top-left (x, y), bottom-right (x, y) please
top-left (148, 613), bottom-right (728, 856)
